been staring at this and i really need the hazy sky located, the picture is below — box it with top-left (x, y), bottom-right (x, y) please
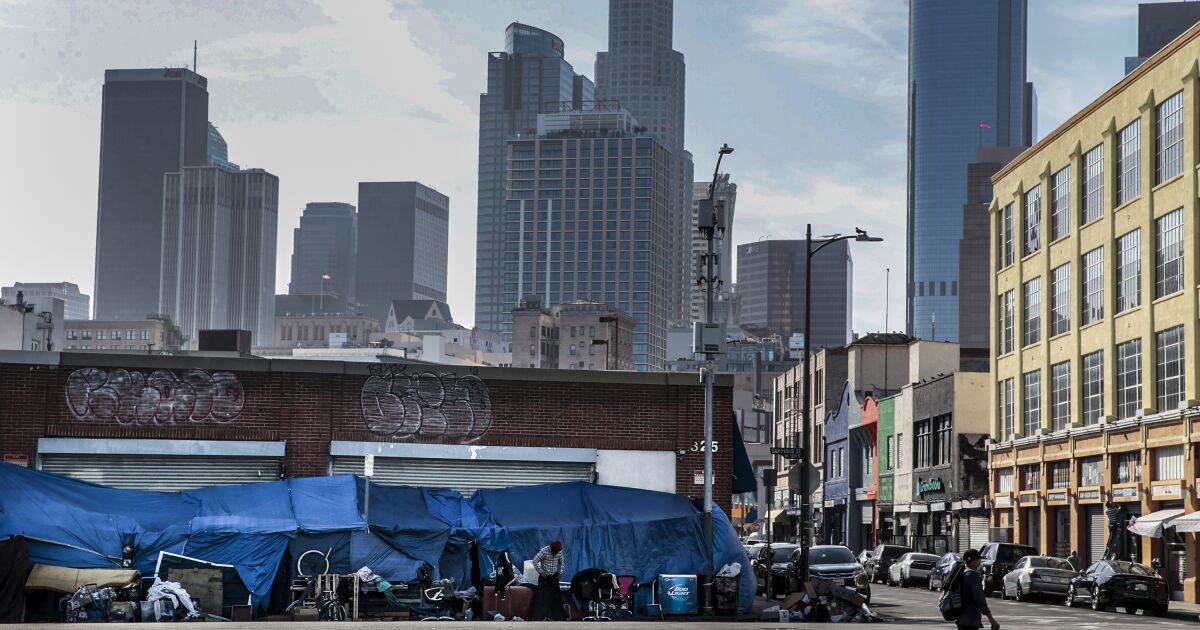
top-left (0, 0), bottom-right (1139, 332)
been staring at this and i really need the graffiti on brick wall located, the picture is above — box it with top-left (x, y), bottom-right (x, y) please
top-left (361, 370), bottom-right (493, 441)
top-left (65, 368), bottom-right (245, 425)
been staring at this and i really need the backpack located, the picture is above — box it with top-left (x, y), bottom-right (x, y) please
top-left (938, 562), bottom-right (965, 621)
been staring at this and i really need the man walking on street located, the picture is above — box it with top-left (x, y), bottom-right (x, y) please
top-left (531, 540), bottom-right (566, 620)
top-left (956, 549), bottom-right (999, 630)
top-left (1067, 550), bottom-right (1081, 573)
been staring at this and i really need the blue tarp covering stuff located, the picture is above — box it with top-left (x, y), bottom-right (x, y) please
top-left (0, 463), bottom-right (753, 614)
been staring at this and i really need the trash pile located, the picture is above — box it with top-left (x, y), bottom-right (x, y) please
top-left (763, 579), bottom-right (882, 623)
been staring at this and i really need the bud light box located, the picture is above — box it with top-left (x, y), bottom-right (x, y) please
top-left (658, 574), bottom-right (699, 615)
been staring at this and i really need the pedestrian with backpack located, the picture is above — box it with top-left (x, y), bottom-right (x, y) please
top-left (951, 549), bottom-right (998, 630)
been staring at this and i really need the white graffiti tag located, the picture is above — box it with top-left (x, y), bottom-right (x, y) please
top-left (65, 368), bottom-right (244, 425)
top-left (360, 372), bottom-right (493, 441)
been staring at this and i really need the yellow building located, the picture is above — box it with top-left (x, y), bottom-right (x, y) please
top-left (989, 23), bottom-right (1200, 604)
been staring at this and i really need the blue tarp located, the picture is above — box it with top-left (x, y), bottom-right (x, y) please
top-left (0, 464), bottom-right (752, 614)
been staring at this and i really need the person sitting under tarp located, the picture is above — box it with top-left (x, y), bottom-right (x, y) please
top-left (530, 541), bottom-right (566, 621)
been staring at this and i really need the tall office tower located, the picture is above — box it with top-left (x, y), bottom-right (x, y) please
top-left (595, 0), bottom-right (693, 328)
top-left (94, 68), bottom-right (209, 321)
top-left (1125, 2), bottom-right (1200, 74)
top-left (502, 105), bottom-right (671, 371)
top-left (356, 182), bottom-right (449, 323)
top-left (736, 239), bottom-right (852, 351)
top-left (1, 282), bottom-right (91, 320)
top-left (689, 175), bottom-right (737, 324)
top-left (289, 202), bottom-right (358, 304)
top-left (207, 122), bottom-right (239, 169)
top-left (907, 1), bottom-right (1030, 341)
top-left (475, 23), bottom-right (593, 333)
top-left (159, 166), bottom-right (278, 347)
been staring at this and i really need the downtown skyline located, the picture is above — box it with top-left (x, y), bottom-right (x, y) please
top-left (0, 0), bottom-right (1144, 333)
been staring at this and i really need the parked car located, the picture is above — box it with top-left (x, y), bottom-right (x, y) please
top-left (887, 552), bottom-right (941, 587)
top-left (790, 545), bottom-right (871, 602)
top-left (746, 543), bottom-right (767, 567)
top-left (857, 549), bottom-right (875, 568)
top-left (753, 543), bottom-right (799, 596)
top-left (1065, 560), bottom-right (1169, 615)
top-left (979, 542), bottom-right (1038, 595)
top-left (868, 544), bottom-right (913, 584)
top-left (928, 552), bottom-right (961, 591)
top-left (1001, 555), bottom-right (1076, 601)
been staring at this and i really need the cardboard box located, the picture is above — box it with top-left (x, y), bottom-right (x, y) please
top-left (171, 568), bottom-right (223, 613)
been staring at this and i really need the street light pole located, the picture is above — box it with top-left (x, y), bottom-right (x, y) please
top-left (796, 223), bottom-right (882, 583)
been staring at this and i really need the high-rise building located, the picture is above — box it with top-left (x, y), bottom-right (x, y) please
top-left (736, 239), bottom-right (852, 351)
top-left (595, 0), bottom-right (693, 329)
top-left (1125, 2), bottom-right (1200, 74)
top-left (356, 182), bottom-right (449, 324)
top-left (289, 202), bottom-right (357, 305)
top-left (207, 122), bottom-right (239, 170)
top-left (501, 104), bottom-right (672, 371)
top-left (690, 175), bottom-right (737, 324)
top-left (906, 1), bottom-right (1030, 341)
top-left (474, 23), bottom-right (593, 333)
top-left (94, 68), bottom-right (209, 321)
top-left (1, 282), bottom-right (90, 320)
top-left (159, 166), bottom-right (278, 347)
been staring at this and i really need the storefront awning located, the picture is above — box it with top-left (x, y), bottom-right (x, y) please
top-left (1168, 510), bottom-right (1200, 534)
top-left (1128, 508), bottom-right (1186, 538)
top-left (730, 416), bottom-right (758, 494)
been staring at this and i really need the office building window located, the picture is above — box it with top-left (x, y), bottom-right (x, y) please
top-left (1156, 90), bottom-right (1184, 184)
top-left (996, 468), bottom-right (1014, 493)
top-left (999, 290), bottom-right (1014, 354)
top-left (1023, 184), bottom-right (1041, 255)
top-left (1020, 464), bottom-right (1041, 491)
top-left (1051, 361), bottom-right (1071, 432)
top-left (1116, 120), bottom-right (1141, 205)
top-left (1023, 277), bottom-right (1040, 346)
top-left (1155, 445), bottom-right (1184, 481)
top-left (1082, 247), bottom-right (1104, 324)
top-left (1156, 325), bottom-right (1185, 411)
top-left (1155, 208), bottom-right (1184, 298)
top-left (1051, 166), bottom-right (1070, 241)
top-left (1083, 144), bottom-right (1104, 223)
top-left (999, 378), bottom-right (1015, 441)
top-left (1116, 338), bottom-right (1142, 419)
top-left (1050, 263), bottom-right (1070, 336)
top-left (1080, 456), bottom-right (1104, 487)
top-left (999, 203), bottom-right (1014, 269)
top-left (1049, 461), bottom-right (1070, 489)
top-left (1114, 451), bottom-right (1140, 484)
top-left (1082, 350), bottom-right (1105, 426)
top-left (1022, 370), bottom-right (1041, 437)
top-left (1116, 230), bottom-right (1141, 313)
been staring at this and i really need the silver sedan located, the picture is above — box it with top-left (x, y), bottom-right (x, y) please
top-left (887, 552), bottom-right (941, 587)
top-left (1001, 555), bottom-right (1077, 601)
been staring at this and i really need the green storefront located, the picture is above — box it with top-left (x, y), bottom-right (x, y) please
top-left (876, 396), bottom-right (896, 544)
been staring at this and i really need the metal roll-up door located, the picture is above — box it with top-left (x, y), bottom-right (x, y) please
top-left (40, 454), bottom-right (283, 491)
top-left (332, 456), bottom-right (595, 495)
top-left (1086, 505), bottom-right (1105, 565)
top-left (969, 511), bottom-right (989, 551)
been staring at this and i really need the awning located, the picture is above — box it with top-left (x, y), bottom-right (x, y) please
top-left (1169, 510), bottom-right (1200, 534)
top-left (1128, 508), bottom-right (1186, 538)
top-left (730, 415), bottom-right (758, 494)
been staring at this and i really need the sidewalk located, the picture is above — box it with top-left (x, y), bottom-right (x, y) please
top-left (1163, 599), bottom-right (1200, 623)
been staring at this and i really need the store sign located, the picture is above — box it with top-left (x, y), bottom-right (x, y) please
top-left (916, 478), bottom-right (944, 497)
top-left (824, 500), bottom-right (834, 508)
top-left (1151, 483), bottom-right (1181, 500)
top-left (1112, 486), bottom-right (1139, 501)
top-left (1019, 493), bottom-right (1039, 506)
top-left (1046, 491), bottom-right (1069, 504)
top-left (930, 502), bottom-right (947, 512)
top-left (2, 454), bottom-right (27, 467)
top-left (994, 495), bottom-right (1012, 507)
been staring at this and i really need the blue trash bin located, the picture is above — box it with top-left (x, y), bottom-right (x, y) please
top-left (658, 574), bottom-right (699, 615)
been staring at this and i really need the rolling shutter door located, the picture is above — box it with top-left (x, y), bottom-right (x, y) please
top-left (40, 454), bottom-right (283, 491)
top-left (1086, 505), bottom-right (1105, 565)
top-left (969, 511), bottom-right (989, 550)
top-left (332, 456), bottom-right (595, 495)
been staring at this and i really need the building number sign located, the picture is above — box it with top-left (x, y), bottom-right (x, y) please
top-left (689, 441), bottom-right (720, 453)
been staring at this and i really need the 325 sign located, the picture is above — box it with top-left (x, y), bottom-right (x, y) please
top-left (688, 441), bottom-right (720, 453)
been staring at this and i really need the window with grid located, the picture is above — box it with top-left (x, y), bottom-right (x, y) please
top-left (1050, 166), bottom-right (1071, 241)
top-left (1082, 247), bottom-right (1104, 324)
top-left (1023, 184), bottom-right (1041, 255)
top-left (1083, 144), bottom-right (1104, 223)
top-left (1051, 361), bottom-right (1071, 432)
top-left (1023, 277), bottom-right (1041, 346)
top-left (999, 378), bottom-right (1015, 441)
top-left (998, 290), bottom-right (1014, 354)
top-left (1116, 120), bottom-right (1141, 205)
top-left (1116, 230), bottom-right (1141, 313)
top-left (1020, 464), bottom-right (1040, 491)
top-left (1079, 456), bottom-right (1104, 487)
top-left (996, 468), bottom-right (1014, 493)
top-left (915, 420), bottom-right (931, 468)
top-left (1155, 208), bottom-right (1184, 298)
top-left (999, 203), bottom-right (1014, 269)
top-left (1156, 325), bottom-right (1185, 411)
top-left (934, 415), bottom-right (952, 466)
top-left (1156, 90), bottom-right (1184, 184)
top-left (1114, 451), bottom-right (1140, 484)
top-left (1116, 338), bottom-right (1142, 419)
top-left (886, 435), bottom-right (894, 470)
top-left (1050, 263), bottom-right (1070, 336)
top-left (1082, 351), bottom-right (1104, 425)
top-left (1048, 461), bottom-right (1070, 488)
top-left (1022, 370), bottom-right (1041, 436)
top-left (1155, 445), bottom-right (1184, 481)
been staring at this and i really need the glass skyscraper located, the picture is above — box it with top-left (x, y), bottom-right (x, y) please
top-left (907, 0), bottom-right (1029, 341)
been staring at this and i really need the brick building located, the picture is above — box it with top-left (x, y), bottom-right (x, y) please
top-left (0, 351), bottom-right (732, 509)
